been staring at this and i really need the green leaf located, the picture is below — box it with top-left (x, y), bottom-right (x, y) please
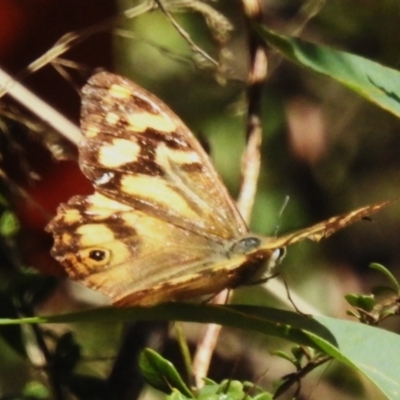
top-left (0, 293), bottom-right (26, 358)
top-left (310, 316), bottom-right (400, 400)
top-left (370, 263), bottom-right (400, 291)
top-left (345, 294), bottom-right (376, 312)
top-left (254, 25), bottom-right (400, 118)
top-left (194, 379), bottom-right (272, 400)
top-left (1, 304), bottom-right (399, 399)
top-left (23, 380), bottom-right (50, 399)
top-left (139, 348), bottom-right (193, 397)
top-left (0, 303), bottom-right (337, 349)
top-left (271, 350), bottom-right (294, 363)
top-left (169, 389), bottom-right (192, 400)
top-left (216, 381), bottom-right (247, 400)
top-left (0, 210), bottom-right (19, 237)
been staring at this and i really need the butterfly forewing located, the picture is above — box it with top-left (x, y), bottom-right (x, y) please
top-left (80, 72), bottom-right (247, 240)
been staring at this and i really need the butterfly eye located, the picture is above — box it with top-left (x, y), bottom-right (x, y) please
top-left (80, 248), bottom-right (112, 269)
top-left (229, 236), bottom-right (262, 256)
top-left (89, 250), bottom-right (107, 261)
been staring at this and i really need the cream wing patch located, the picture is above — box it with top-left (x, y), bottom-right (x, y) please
top-left (108, 83), bottom-right (132, 99)
top-left (127, 113), bottom-right (176, 133)
top-left (99, 138), bottom-right (141, 168)
top-left (156, 142), bottom-right (202, 165)
top-left (120, 175), bottom-right (200, 220)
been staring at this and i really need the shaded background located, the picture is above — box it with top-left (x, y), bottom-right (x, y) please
top-left (0, 0), bottom-right (399, 399)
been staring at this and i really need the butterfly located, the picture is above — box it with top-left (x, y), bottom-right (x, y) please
top-left (46, 72), bottom-right (391, 307)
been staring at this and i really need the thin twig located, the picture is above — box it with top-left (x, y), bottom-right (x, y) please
top-left (154, 0), bottom-right (218, 67)
top-left (274, 355), bottom-right (331, 399)
top-left (192, 0), bottom-right (268, 387)
top-left (237, 0), bottom-right (267, 221)
top-left (114, 28), bottom-right (197, 68)
top-left (290, 0), bottom-right (327, 36)
top-left (236, 114), bottom-right (263, 221)
top-left (192, 291), bottom-right (227, 388)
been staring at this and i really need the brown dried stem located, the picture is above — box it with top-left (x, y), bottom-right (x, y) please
top-left (192, 0), bottom-right (268, 387)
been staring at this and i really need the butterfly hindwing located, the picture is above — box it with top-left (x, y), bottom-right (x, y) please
top-left (48, 192), bottom-right (252, 306)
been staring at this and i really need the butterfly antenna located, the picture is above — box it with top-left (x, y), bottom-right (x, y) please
top-left (281, 274), bottom-right (309, 316)
top-left (274, 195), bottom-right (290, 237)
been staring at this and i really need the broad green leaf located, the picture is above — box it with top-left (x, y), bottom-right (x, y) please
top-left (1, 304), bottom-right (399, 398)
top-left (0, 303), bottom-right (337, 349)
top-left (310, 316), bottom-right (400, 400)
top-left (255, 26), bottom-right (400, 118)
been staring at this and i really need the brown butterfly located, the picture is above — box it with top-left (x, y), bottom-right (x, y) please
top-left (46, 72), bottom-right (391, 306)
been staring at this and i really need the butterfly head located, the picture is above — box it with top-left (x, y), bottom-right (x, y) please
top-left (228, 235), bottom-right (286, 272)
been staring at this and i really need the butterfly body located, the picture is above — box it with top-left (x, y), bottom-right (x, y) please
top-left (46, 72), bottom-right (390, 307)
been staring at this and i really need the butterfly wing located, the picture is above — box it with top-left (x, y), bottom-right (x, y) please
top-left (47, 72), bottom-right (252, 305)
top-left (48, 192), bottom-right (251, 306)
top-left (79, 72), bottom-right (247, 240)
top-left (46, 71), bottom-right (392, 306)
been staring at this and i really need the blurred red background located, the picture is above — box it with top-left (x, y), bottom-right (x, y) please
top-left (0, 1), bottom-right (115, 274)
